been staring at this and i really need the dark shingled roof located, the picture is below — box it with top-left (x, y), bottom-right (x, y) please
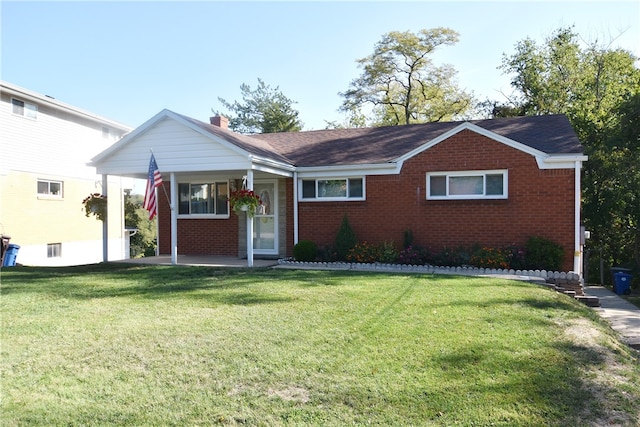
top-left (251, 114), bottom-right (583, 167)
top-left (178, 113), bottom-right (583, 168)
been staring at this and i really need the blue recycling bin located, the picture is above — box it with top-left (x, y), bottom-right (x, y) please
top-left (614, 272), bottom-right (632, 295)
top-left (2, 244), bottom-right (20, 267)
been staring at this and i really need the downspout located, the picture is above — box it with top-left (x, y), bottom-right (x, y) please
top-left (120, 177), bottom-right (125, 259)
top-left (293, 171), bottom-right (299, 246)
top-left (102, 174), bottom-right (108, 262)
top-left (170, 172), bottom-right (178, 265)
top-left (574, 160), bottom-right (582, 275)
top-left (246, 169), bottom-right (254, 267)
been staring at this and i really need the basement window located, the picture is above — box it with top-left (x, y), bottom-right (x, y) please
top-left (47, 243), bottom-right (62, 258)
top-left (427, 170), bottom-right (508, 200)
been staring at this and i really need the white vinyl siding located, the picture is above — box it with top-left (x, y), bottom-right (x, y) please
top-left (94, 118), bottom-right (252, 176)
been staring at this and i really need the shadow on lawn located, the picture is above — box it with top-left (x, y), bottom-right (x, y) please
top-left (430, 339), bottom-right (604, 423)
top-left (0, 264), bottom-right (317, 305)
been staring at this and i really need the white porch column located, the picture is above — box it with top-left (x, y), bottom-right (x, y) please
top-left (246, 170), bottom-right (254, 267)
top-left (574, 161), bottom-right (582, 275)
top-left (170, 172), bottom-right (178, 265)
top-left (102, 174), bottom-right (108, 263)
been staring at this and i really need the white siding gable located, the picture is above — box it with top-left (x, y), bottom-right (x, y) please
top-left (93, 116), bottom-right (252, 177)
top-left (0, 90), bottom-right (129, 179)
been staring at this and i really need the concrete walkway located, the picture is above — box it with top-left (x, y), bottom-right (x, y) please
top-left (584, 286), bottom-right (640, 349)
top-left (117, 255), bottom-right (279, 268)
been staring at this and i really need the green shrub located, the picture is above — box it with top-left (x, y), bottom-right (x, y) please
top-left (470, 247), bottom-right (510, 269)
top-left (317, 245), bottom-right (338, 262)
top-left (432, 246), bottom-right (471, 267)
top-left (524, 236), bottom-right (564, 271)
top-left (378, 241), bottom-right (399, 263)
top-left (397, 246), bottom-right (428, 265)
top-left (335, 215), bottom-right (357, 260)
top-left (403, 230), bottom-right (414, 249)
top-left (293, 240), bottom-right (318, 262)
top-left (346, 242), bottom-right (380, 263)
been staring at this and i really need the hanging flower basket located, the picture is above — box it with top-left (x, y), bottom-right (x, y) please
top-left (82, 193), bottom-right (108, 221)
top-left (228, 189), bottom-right (261, 218)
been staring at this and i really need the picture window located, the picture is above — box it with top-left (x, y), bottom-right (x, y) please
top-left (427, 170), bottom-right (507, 200)
top-left (178, 182), bottom-right (229, 216)
top-left (300, 178), bottom-right (365, 201)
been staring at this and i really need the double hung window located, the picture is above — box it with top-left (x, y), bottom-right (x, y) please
top-left (427, 170), bottom-right (507, 200)
top-left (178, 182), bottom-right (229, 216)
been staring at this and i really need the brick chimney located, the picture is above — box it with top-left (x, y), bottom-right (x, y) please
top-left (210, 115), bottom-right (229, 130)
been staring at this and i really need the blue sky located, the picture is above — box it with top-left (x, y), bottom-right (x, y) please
top-left (2, 1), bottom-right (638, 131)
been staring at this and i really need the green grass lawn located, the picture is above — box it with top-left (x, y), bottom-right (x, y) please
top-left (2, 264), bottom-right (640, 426)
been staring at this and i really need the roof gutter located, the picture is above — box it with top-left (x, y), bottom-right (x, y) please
top-left (1, 81), bottom-right (131, 131)
top-left (536, 154), bottom-right (588, 170)
top-left (295, 162), bottom-right (400, 178)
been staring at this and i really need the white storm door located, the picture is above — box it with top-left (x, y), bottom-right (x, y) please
top-left (253, 181), bottom-right (277, 255)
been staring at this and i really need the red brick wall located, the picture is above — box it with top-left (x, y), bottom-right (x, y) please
top-left (295, 130), bottom-right (577, 271)
top-left (158, 130), bottom-right (578, 271)
top-left (158, 183), bottom-right (239, 256)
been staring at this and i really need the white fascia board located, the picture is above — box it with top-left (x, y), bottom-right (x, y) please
top-left (536, 154), bottom-right (588, 169)
top-left (1, 81), bottom-right (132, 131)
top-left (394, 121), bottom-right (548, 163)
top-left (250, 156), bottom-right (295, 177)
top-left (296, 163), bottom-right (400, 178)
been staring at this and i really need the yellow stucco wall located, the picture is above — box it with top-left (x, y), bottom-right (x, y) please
top-left (0, 171), bottom-right (124, 245)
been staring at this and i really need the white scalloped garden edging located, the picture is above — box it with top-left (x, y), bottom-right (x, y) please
top-left (277, 259), bottom-right (581, 281)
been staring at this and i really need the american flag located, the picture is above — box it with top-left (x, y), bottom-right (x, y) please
top-left (143, 154), bottom-right (163, 220)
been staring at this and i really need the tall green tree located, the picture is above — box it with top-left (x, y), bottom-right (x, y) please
top-left (216, 78), bottom-right (303, 134)
top-left (340, 28), bottom-right (474, 126)
top-left (496, 27), bottom-right (640, 278)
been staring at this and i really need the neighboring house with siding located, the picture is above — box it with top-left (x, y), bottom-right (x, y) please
top-left (91, 109), bottom-right (587, 273)
top-left (0, 81), bottom-right (133, 266)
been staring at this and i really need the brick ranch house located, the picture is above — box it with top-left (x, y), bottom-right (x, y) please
top-left (91, 110), bottom-right (587, 272)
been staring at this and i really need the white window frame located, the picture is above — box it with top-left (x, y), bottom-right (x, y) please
top-left (11, 98), bottom-right (38, 119)
top-left (37, 179), bottom-right (63, 199)
top-left (299, 177), bottom-right (365, 201)
top-left (177, 181), bottom-right (230, 218)
top-left (427, 170), bottom-right (508, 200)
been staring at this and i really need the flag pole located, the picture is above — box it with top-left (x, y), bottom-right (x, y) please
top-left (149, 149), bottom-right (173, 210)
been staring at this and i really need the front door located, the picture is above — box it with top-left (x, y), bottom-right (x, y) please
top-left (253, 181), bottom-right (277, 255)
